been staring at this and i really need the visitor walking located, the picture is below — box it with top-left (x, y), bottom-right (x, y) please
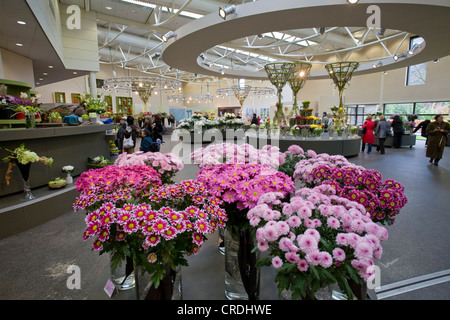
top-left (251, 113), bottom-right (258, 125)
top-left (361, 115), bottom-right (376, 153)
top-left (116, 116), bottom-right (127, 154)
top-left (151, 114), bottom-right (164, 150)
top-left (123, 116), bottom-right (139, 154)
top-left (425, 114), bottom-right (450, 166)
top-left (391, 115), bottom-right (404, 149)
top-left (321, 112), bottom-right (330, 132)
top-left (375, 115), bottom-right (391, 154)
top-left (413, 119), bottom-right (431, 146)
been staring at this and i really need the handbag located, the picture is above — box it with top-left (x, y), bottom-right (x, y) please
top-left (123, 136), bottom-right (134, 149)
top-left (362, 126), bottom-right (367, 134)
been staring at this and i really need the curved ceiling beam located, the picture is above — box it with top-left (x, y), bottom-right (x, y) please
top-left (162, 0), bottom-right (450, 80)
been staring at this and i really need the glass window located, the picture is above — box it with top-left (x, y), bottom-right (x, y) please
top-left (415, 101), bottom-right (450, 116)
top-left (406, 37), bottom-right (426, 86)
top-left (384, 103), bottom-right (414, 116)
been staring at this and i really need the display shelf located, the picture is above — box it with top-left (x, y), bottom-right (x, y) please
top-left (246, 133), bottom-right (361, 157)
top-left (0, 124), bottom-right (114, 197)
top-left (373, 134), bottom-right (417, 148)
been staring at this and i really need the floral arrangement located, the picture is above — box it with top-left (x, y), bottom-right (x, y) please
top-left (177, 113), bottom-right (244, 131)
top-left (195, 163), bottom-right (295, 228)
top-left (291, 125), bottom-right (310, 137)
top-left (1, 144), bottom-right (53, 185)
top-left (80, 95), bottom-right (108, 114)
top-left (1, 92), bottom-right (42, 115)
top-left (309, 124), bottom-right (324, 137)
top-left (75, 172), bottom-right (226, 288)
top-left (278, 145), bottom-right (312, 178)
top-left (114, 151), bottom-right (184, 185)
top-left (293, 153), bottom-right (407, 225)
top-left (62, 165), bottom-right (75, 173)
top-left (190, 143), bottom-right (284, 169)
top-left (87, 155), bottom-right (113, 168)
top-left (329, 106), bottom-right (347, 131)
top-left (1, 143), bottom-right (53, 166)
top-left (251, 186), bottom-right (388, 300)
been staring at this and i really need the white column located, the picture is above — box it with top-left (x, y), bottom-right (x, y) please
top-left (89, 71), bottom-right (97, 97)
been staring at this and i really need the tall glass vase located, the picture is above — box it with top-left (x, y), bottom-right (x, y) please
top-left (110, 255), bottom-right (136, 291)
top-left (16, 161), bottom-right (34, 200)
top-left (281, 285), bottom-right (333, 300)
top-left (224, 227), bottom-right (260, 300)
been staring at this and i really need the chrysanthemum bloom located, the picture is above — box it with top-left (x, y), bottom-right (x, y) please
top-left (332, 247), bottom-right (346, 261)
top-left (298, 234), bottom-right (318, 254)
top-left (192, 232), bottom-right (203, 246)
top-left (152, 218), bottom-right (169, 234)
top-left (148, 253), bottom-right (157, 263)
top-left (145, 235), bottom-right (160, 247)
top-left (116, 231), bottom-right (126, 241)
top-left (271, 256), bottom-right (283, 269)
top-left (297, 259), bottom-right (309, 272)
top-left (93, 239), bottom-right (103, 251)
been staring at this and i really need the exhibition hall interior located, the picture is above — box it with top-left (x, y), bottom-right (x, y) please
top-left (0, 0), bottom-right (449, 303)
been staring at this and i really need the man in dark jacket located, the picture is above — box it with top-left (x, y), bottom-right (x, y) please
top-left (413, 119), bottom-right (430, 146)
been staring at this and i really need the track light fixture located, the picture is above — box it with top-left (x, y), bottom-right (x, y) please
top-left (199, 53), bottom-right (206, 61)
top-left (219, 5), bottom-right (236, 20)
top-left (319, 27), bottom-right (326, 35)
top-left (433, 58), bottom-right (440, 63)
top-left (377, 28), bottom-right (385, 36)
top-left (162, 31), bottom-right (176, 42)
top-left (408, 44), bottom-right (420, 55)
top-left (347, 0), bottom-right (359, 4)
top-left (372, 61), bottom-right (383, 68)
top-left (150, 52), bottom-right (161, 59)
top-left (393, 52), bottom-right (407, 61)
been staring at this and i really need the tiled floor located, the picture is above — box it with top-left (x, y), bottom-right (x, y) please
top-left (0, 136), bottom-right (449, 300)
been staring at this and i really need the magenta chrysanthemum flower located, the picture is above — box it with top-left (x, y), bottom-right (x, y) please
top-left (124, 219), bottom-right (139, 234)
top-left (92, 239), bottom-right (103, 251)
top-left (192, 232), bottom-right (203, 246)
top-left (152, 218), bottom-right (169, 234)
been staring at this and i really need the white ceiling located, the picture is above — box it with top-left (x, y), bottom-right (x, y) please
top-left (2, 0), bottom-right (449, 87)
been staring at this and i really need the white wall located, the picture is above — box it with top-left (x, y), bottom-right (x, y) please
top-left (0, 48), bottom-right (35, 86)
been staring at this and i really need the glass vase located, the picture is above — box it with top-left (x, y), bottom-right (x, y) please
top-left (110, 255), bottom-right (136, 291)
top-left (135, 264), bottom-right (182, 300)
top-left (25, 113), bottom-right (36, 129)
top-left (280, 285), bottom-right (333, 300)
top-left (16, 161), bottom-right (34, 200)
top-left (224, 227), bottom-right (260, 300)
top-left (66, 173), bottom-right (73, 184)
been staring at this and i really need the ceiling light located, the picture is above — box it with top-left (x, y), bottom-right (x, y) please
top-left (257, 34), bottom-right (264, 39)
top-left (220, 67), bottom-right (225, 75)
top-left (408, 44), bottom-right (420, 55)
top-left (73, 72), bottom-right (78, 75)
top-left (17, 21), bottom-right (26, 25)
top-left (219, 5), bottom-right (236, 20)
top-left (347, 0), bottom-right (359, 4)
top-left (377, 28), bottom-right (386, 36)
top-left (319, 27), bottom-right (326, 35)
top-left (433, 58), bottom-right (440, 63)
top-left (43, 72), bottom-right (48, 76)
top-left (121, 0), bottom-right (156, 9)
top-left (49, 66), bottom-right (54, 69)
top-left (393, 52), bottom-right (407, 61)
top-left (162, 31), bottom-right (176, 42)
top-left (372, 61), bottom-right (383, 68)
top-left (199, 53), bottom-right (206, 61)
top-left (202, 61), bottom-right (212, 67)
top-left (105, 6), bottom-right (112, 10)
top-left (150, 52), bottom-right (161, 59)
top-left (16, 43), bottom-right (23, 47)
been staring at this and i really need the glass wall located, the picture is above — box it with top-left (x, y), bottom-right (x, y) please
top-left (344, 101), bottom-right (449, 125)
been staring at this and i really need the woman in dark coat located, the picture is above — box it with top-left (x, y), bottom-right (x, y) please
top-left (391, 115), bottom-right (404, 149)
top-left (151, 114), bottom-right (163, 143)
top-left (123, 116), bottom-right (139, 154)
top-left (426, 114), bottom-right (450, 166)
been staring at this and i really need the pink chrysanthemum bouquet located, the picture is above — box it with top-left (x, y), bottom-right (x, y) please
top-left (250, 185), bottom-right (388, 300)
